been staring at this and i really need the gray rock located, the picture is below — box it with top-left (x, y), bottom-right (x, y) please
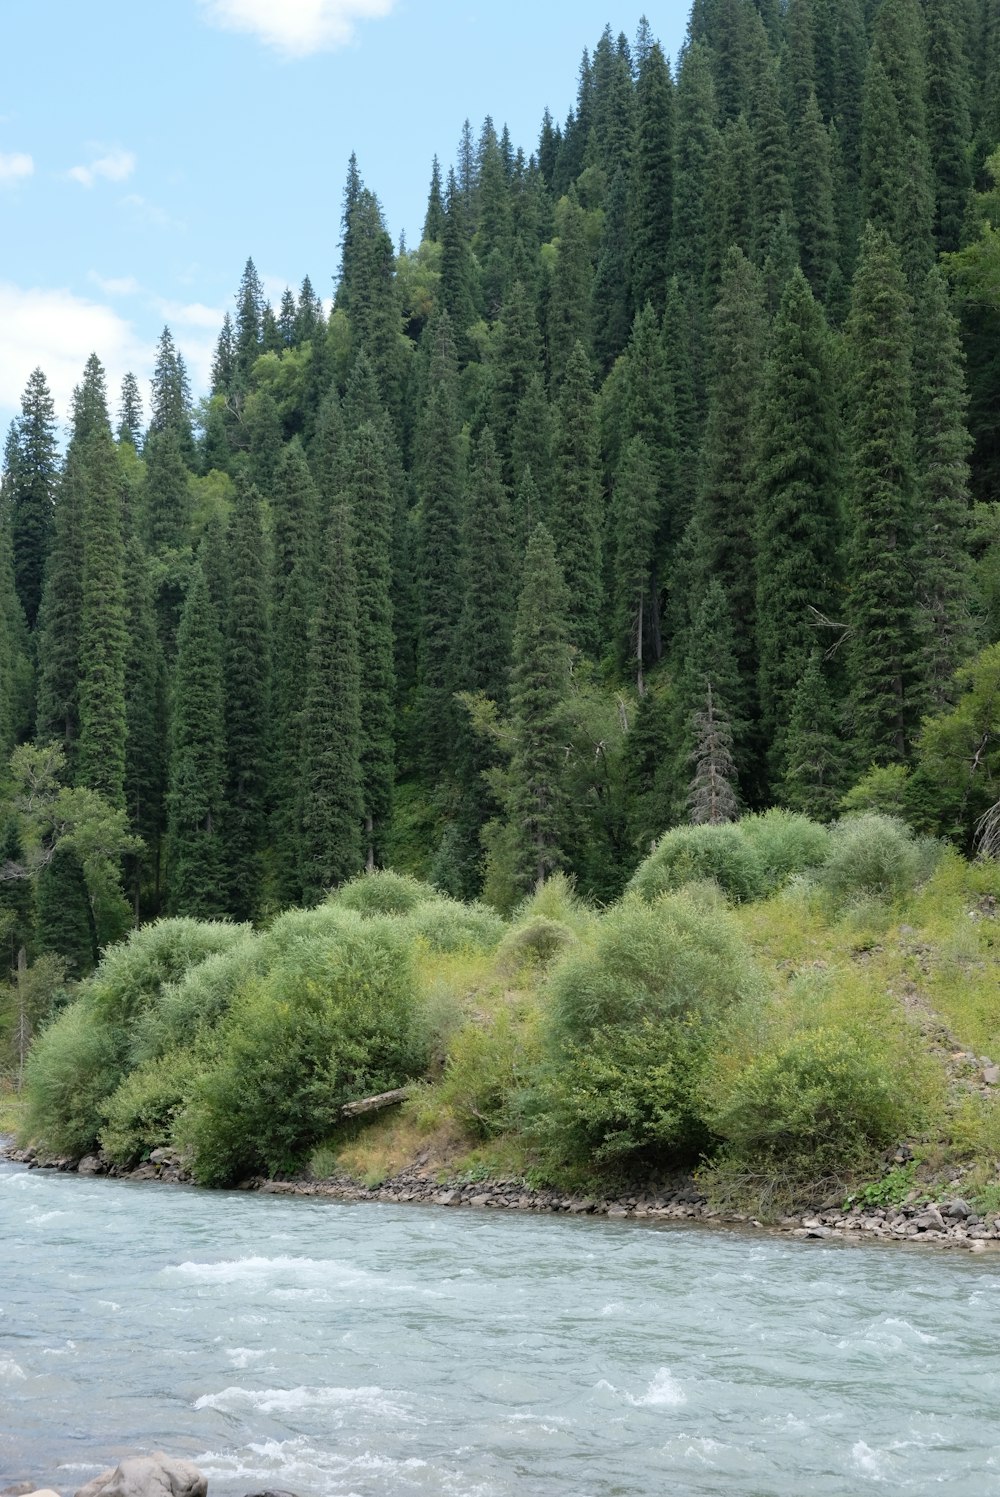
top-left (913, 1207), bottom-right (946, 1232)
top-left (75, 1454), bottom-right (206, 1497)
top-left (944, 1198), bottom-right (972, 1220)
top-left (77, 1155), bottom-right (103, 1176)
top-left (1, 1484), bottom-right (40, 1496)
top-left (984, 1065), bottom-right (1000, 1085)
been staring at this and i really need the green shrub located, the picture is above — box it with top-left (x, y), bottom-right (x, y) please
top-left (702, 1026), bottom-right (920, 1176)
top-left (511, 872), bottom-right (594, 937)
top-left (87, 918), bottom-right (249, 1029)
top-left (129, 935), bottom-right (263, 1066)
top-left (819, 814), bottom-right (939, 904)
top-left (20, 999), bottom-right (123, 1157)
top-left (739, 810), bottom-right (831, 892)
top-left (538, 893), bottom-right (762, 1170)
top-left (440, 1002), bottom-right (542, 1139)
top-left (177, 914), bottom-right (429, 1185)
top-left (331, 870), bottom-right (439, 917)
top-left (406, 898), bottom-right (506, 954)
top-left (497, 914), bottom-right (576, 973)
top-left (100, 1048), bottom-right (201, 1166)
top-left (628, 824), bottom-right (765, 904)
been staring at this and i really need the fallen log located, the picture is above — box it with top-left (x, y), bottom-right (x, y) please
top-left (340, 1086), bottom-right (412, 1118)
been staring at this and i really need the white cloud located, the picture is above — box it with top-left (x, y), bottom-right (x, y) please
top-left (197, 0), bottom-right (397, 57)
top-left (121, 192), bottom-right (180, 230)
top-left (0, 151), bottom-right (33, 186)
top-left (68, 148), bottom-right (136, 188)
top-left (157, 298), bottom-right (226, 331)
top-left (0, 282), bottom-right (150, 429)
top-left (89, 272), bottom-right (141, 297)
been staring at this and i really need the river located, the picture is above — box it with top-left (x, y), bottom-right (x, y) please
top-left (2, 1156), bottom-right (999, 1496)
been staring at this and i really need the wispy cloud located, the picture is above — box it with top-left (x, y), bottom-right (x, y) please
top-left (0, 151), bottom-right (34, 186)
top-left (0, 281), bottom-right (149, 425)
top-left (68, 147), bottom-right (136, 188)
top-left (197, 0), bottom-right (397, 58)
top-left (89, 272), bottom-right (141, 297)
top-left (121, 192), bottom-right (182, 231)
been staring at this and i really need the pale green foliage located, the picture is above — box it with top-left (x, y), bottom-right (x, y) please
top-left (100, 1048), bottom-right (201, 1166)
top-left (406, 899), bottom-right (506, 954)
top-left (331, 870), bottom-right (439, 917)
top-left (628, 823), bottom-right (766, 903)
top-left (818, 814), bottom-right (939, 903)
top-left (739, 810), bottom-right (832, 892)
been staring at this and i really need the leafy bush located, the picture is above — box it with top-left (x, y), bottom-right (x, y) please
top-left (331, 870), bottom-right (439, 917)
top-left (129, 936), bottom-right (263, 1066)
top-left (406, 898), bottom-right (506, 954)
top-left (87, 918), bottom-right (249, 1029)
top-left (701, 1025), bottom-right (916, 1176)
top-left (538, 893), bottom-right (762, 1170)
top-left (439, 1001), bottom-right (542, 1139)
top-left (497, 914), bottom-right (576, 973)
top-left (100, 1048), bottom-right (201, 1166)
top-left (177, 914), bottom-right (428, 1185)
top-left (20, 999), bottom-right (123, 1157)
top-left (739, 810), bottom-right (831, 892)
top-left (818, 814), bottom-right (939, 904)
top-left (511, 871), bottom-right (594, 938)
top-left (628, 824), bottom-right (765, 904)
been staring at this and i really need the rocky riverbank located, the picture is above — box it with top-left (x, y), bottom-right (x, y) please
top-left (6, 1138), bottom-right (1000, 1253)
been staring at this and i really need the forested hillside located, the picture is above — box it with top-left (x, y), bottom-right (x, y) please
top-left (2, 0), bottom-right (1000, 995)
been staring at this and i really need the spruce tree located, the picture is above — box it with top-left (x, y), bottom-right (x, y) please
top-left (910, 267), bottom-right (976, 714)
top-left (35, 842), bottom-right (97, 979)
top-left (630, 40), bottom-right (674, 314)
top-left (511, 373), bottom-right (554, 506)
top-left (672, 42), bottom-right (720, 293)
top-left (612, 435), bottom-right (659, 692)
top-left (0, 818), bottom-right (34, 974)
top-left (270, 441), bottom-right (320, 903)
top-left (781, 648), bottom-right (843, 821)
top-left (166, 562), bottom-right (226, 917)
top-left (123, 536), bottom-right (166, 916)
top-left (793, 91), bottom-right (838, 296)
top-left (147, 327), bottom-right (195, 461)
top-left (546, 191), bottom-right (594, 382)
top-left (754, 269), bottom-right (842, 785)
top-left (224, 478), bottom-right (270, 920)
top-left (337, 189), bottom-right (404, 417)
top-left (345, 422), bottom-right (396, 870)
top-left (489, 281), bottom-right (543, 486)
top-left (77, 427), bottom-right (128, 810)
top-left (116, 372), bottom-right (143, 450)
top-left (423, 156), bottom-right (445, 242)
top-left (688, 682), bottom-right (740, 826)
top-left (750, 57), bottom-right (796, 264)
top-left (845, 225), bottom-right (917, 766)
top-left (508, 525), bottom-right (572, 893)
top-left (926, 0), bottom-right (972, 253)
top-left (233, 258), bottom-right (264, 390)
top-left (7, 368), bottom-right (58, 629)
top-left (300, 504), bottom-right (363, 902)
top-left (550, 343), bottom-right (603, 657)
top-left (592, 166), bottom-right (633, 373)
top-left (673, 578), bottom-right (746, 822)
top-left (415, 314), bottom-right (464, 776)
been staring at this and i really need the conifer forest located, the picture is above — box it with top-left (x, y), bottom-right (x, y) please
top-left (3, 0), bottom-right (1000, 990)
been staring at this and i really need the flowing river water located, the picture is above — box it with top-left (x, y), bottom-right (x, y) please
top-left (3, 1155), bottom-right (1000, 1496)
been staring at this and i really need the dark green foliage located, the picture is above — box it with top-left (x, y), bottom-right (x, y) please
top-left (6, 368), bottom-right (58, 628)
top-left (671, 42), bottom-right (720, 291)
top-left (223, 480), bottom-right (270, 919)
top-left (35, 842), bottom-right (97, 979)
top-left (909, 267), bottom-right (976, 713)
top-left (116, 372), bottom-right (143, 451)
top-left (754, 270), bottom-right (842, 784)
top-left (845, 226), bottom-right (918, 765)
top-left (507, 526), bottom-right (572, 893)
top-left (147, 327), bottom-right (195, 462)
top-left (489, 281), bottom-right (543, 486)
top-left (459, 427), bottom-right (514, 707)
top-left (630, 41), bottom-right (674, 314)
top-left (233, 258), bottom-right (264, 390)
top-left (793, 92), bottom-right (838, 294)
top-left (345, 423), bottom-right (396, 869)
top-left (926, 0), bottom-right (972, 253)
top-left (77, 428), bottom-right (128, 810)
top-left (592, 166), bottom-right (632, 373)
top-left (612, 436), bottom-right (659, 689)
top-left (550, 344), bottom-right (603, 657)
top-left (546, 192), bottom-right (593, 380)
top-left (0, 817), bottom-right (34, 972)
top-left (751, 58), bottom-right (795, 263)
top-left (781, 649), bottom-right (844, 821)
top-left (300, 504), bottom-right (363, 902)
top-left (123, 536), bottom-right (166, 914)
top-left (166, 563), bottom-right (227, 918)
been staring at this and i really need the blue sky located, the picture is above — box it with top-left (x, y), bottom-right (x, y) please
top-left (0, 0), bottom-right (689, 438)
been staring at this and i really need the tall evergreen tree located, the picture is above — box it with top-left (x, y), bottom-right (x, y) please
top-left (910, 266), bottom-right (976, 713)
top-left (123, 536), bottom-right (166, 915)
top-left (35, 842), bottom-right (97, 979)
top-left (345, 422), bottom-right (396, 870)
top-left (754, 269), bottom-right (842, 784)
top-left (793, 91), bottom-right (838, 295)
top-left (300, 503), bottom-right (363, 901)
top-left (116, 372), bottom-right (143, 450)
top-left (612, 435), bottom-right (659, 692)
top-left (592, 166), bottom-right (633, 373)
top-left (550, 343), bottom-right (604, 657)
top-left (546, 191), bottom-right (594, 381)
top-left (166, 561), bottom-right (227, 917)
top-left (781, 648), bottom-right (844, 819)
top-left (672, 42), bottom-right (720, 293)
top-left (926, 0), bottom-right (973, 253)
top-left (77, 427), bottom-right (127, 809)
top-left (233, 258), bottom-right (264, 390)
top-left (845, 225), bottom-right (918, 765)
top-left (223, 478), bottom-right (270, 920)
top-left (630, 40), bottom-right (674, 313)
top-left (507, 525), bottom-right (572, 892)
top-left (6, 368), bottom-right (58, 629)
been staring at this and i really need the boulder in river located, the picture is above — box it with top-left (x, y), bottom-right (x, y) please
top-left (75, 1455), bottom-right (206, 1497)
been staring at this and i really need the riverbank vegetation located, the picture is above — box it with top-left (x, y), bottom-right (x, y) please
top-left (12, 815), bottom-right (1000, 1216)
top-left (4, 0), bottom-right (1000, 1213)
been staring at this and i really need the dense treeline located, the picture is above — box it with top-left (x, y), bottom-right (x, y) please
top-left (3, 0), bottom-right (1000, 994)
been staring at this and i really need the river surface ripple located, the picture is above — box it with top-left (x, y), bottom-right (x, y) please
top-left (2, 1157), bottom-right (1000, 1495)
